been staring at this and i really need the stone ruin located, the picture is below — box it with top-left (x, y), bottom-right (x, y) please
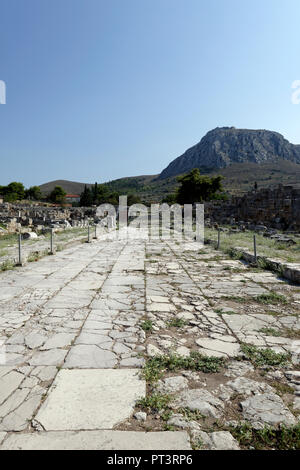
top-left (204, 185), bottom-right (300, 232)
top-left (0, 202), bottom-right (99, 235)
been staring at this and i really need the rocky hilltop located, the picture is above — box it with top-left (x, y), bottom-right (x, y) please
top-left (159, 127), bottom-right (300, 179)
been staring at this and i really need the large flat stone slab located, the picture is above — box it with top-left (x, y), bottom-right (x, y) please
top-left (0, 430), bottom-right (191, 450)
top-left (63, 345), bottom-right (117, 368)
top-left (195, 338), bottom-right (240, 358)
top-left (35, 369), bottom-right (145, 430)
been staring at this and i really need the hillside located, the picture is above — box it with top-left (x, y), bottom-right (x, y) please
top-left (212, 160), bottom-right (300, 195)
top-left (39, 180), bottom-right (92, 195)
top-left (159, 127), bottom-right (300, 179)
top-left (38, 159), bottom-right (300, 203)
top-left (38, 127), bottom-right (300, 203)
top-left (101, 160), bottom-right (300, 200)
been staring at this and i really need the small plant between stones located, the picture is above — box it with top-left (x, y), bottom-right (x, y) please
top-left (230, 422), bottom-right (300, 450)
top-left (140, 319), bottom-right (154, 332)
top-left (141, 353), bottom-right (225, 383)
top-left (240, 343), bottom-right (290, 368)
top-left (166, 318), bottom-right (187, 328)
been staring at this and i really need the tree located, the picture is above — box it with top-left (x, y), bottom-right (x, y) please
top-left (93, 182), bottom-right (98, 204)
top-left (25, 186), bottom-right (42, 201)
top-left (1, 182), bottom-right (26, 201)
top-left (162, 194), bottom-right (177, 204)
top-left (127, 194), bottom-right (142, 206)
top-left (48, 186), bottom-right (67, 204)
top-left (106, 191), bottom-right (119, 205)
top-left (80, 183), bottom-right (119, 206)
top-left (80, 185), bottom-right (93, 206)
top-left (4, 192), bottom-right (19, 202)
top-left (176, 168), bottom-right (223, 204)
top-left (95, 184), bottom-right (111, 204)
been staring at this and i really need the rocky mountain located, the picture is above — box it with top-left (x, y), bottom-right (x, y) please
top-left (159, 127), bottom-right (300, 179)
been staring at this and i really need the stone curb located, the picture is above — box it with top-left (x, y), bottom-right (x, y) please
top-left (205, 238), bottom-right (300, 284)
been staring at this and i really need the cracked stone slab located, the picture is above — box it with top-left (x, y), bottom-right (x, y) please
top-left (224, 377), bottom-right (275, 397)
top-left (193, 431), bottom-right (240, 450)
top-left (240, 392), bottom-right (297, 428)
top-left (35, 369), bottom-right (146, 430)
top-left (156, 376), bottom-right (189, 394)
top-left (224, 361), bottom-right (254, 377)
top-left (172, 389), bottom-right (224, 418)
top-left (29, 349), bottom-right (68, 366)
top-left (0, 393), bottom-right (43, 431)
top-left (195, 338), bottom-right (241, 358)
top-left (63, 345), bottom-right (117, 368)
top-left (0, 430), bottom-right (191, 450)
top-left (40, 333), bottom-right (76, 350)
top-left (0, 370), bottom-right (24, 406)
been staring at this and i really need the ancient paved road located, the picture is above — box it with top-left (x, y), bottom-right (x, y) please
top-left (0, 233), bottom-right (299, 449)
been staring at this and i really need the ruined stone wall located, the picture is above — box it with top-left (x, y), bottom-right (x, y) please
top-left (204, 185), bottom-right (300, 231)
top-left (0, 203), bottom-right (98, 232)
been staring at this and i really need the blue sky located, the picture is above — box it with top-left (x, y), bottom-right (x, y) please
top-left (1, 0), bottom-right (300, 187)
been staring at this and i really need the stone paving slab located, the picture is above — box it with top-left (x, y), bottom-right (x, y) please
top-left (1, 232), bottom-right (300, 449)
top-left (0, 430), bottom-right (191, 450)
top-left (35, 369), bottom-right (146, 430)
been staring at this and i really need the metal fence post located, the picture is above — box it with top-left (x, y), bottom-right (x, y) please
top-left (94, 224), bottom-right (97, 239)
top-left (253, 234), bottom-right (257, 263)
top-left (217, 229), bottom-right (220, 250)
top-left (87, 224), bottom-right (91, 243)
top-left (50, 229), bottom-right (54, 255)
top-left (17, 234), bottom-right (22, 266)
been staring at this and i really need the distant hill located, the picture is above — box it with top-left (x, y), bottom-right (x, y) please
top-left (38, 159), bottom-right (300, 203)
top-left (39, 127), bottom-right (300, 202)
top-left (159, 127), bottom-right (300, 179)
top-left (39, 180), bottom-right (92, 195)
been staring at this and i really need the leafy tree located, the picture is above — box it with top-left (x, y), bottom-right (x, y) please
top-left (1, 182), bottom-right (26, 201)
top-left (95, 184), bottom-right (111, 204)
top-left (48, 186), bottom-right (67, 204)
top-left (106, 191), bottom-right (119, 205)
top-left (127, 194), bottom-right (142, 206)
top-left (4, 192), bottom-right (19, 202)
top-left (25, 186), bottom-right (42, 201)
top-left (176, 168), bottom-right (223, 204)
top-left (162, 193), bottom-right (177, 204)
top-left (80, 183), bottom-right (120, 206)
top-left (80, 185), bottom-right (93, 206)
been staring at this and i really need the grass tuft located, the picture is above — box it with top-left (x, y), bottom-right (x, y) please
top-left (136, 393), bottom-right (171, 412)
top-left (230, 422), bottom-right (300, 450)
top-left (166, 318), bottom-right (187, 328)
top-left (141, 352), bottom-right (225, 383)
top-left (255, 292), bottom-right (288, 305)
top-left (140, 319), bottom-right (154, 332)
top-left (240, 343), bottom-right (290, 368)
